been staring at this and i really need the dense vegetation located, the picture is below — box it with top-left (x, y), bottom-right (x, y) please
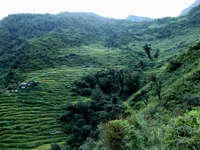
top-left (0, 5), bottom-right (200, 150)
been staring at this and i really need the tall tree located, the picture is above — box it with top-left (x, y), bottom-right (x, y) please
top-left (143, 44), bottom-right (152, 60)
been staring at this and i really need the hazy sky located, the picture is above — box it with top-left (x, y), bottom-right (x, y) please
top-left (0, 0), bottom-right (196, 20)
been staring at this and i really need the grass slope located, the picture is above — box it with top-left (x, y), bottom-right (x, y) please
top-left (124, 41), bottom-right (200, 149)
top-left (0, 7), bottom-right (200, 149)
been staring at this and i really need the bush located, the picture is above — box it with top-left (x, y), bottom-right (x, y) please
top-left (99, 117), bottom-right (144, 150)
top-left (51, 143), bottom-right (68, 150)
top-left (79, 138), bottom-right (106, 150)
top-left (183, 93), bottom-right (200, 107)
top-left (164, 110), bottom-right (200, 150)
top-left (166, 59), bottom-right (182, 72)
top-left (188, 41), bottom-right (200, 51)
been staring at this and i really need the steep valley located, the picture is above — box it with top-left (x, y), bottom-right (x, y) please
top-left (0, 6), bottom-right (200, 150)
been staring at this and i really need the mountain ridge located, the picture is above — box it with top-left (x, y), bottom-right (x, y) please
top-left (179, 0), bottom-right (200, 16)
top-left (125, 15), bottom-right (155, 22)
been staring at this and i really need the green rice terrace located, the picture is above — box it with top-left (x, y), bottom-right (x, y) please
top-left (0, 5), bottom-right (200, 150)
top-left (0, 45), bottom-right (126, 149)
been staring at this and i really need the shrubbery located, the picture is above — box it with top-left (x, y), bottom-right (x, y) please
top-left (166, 59), bottom-right (182, 72)
top-left (164, 110), bottom-right (200, 149)
top-left (60, 87), bottom-right (123, 149)
top-left (72, 68), bottom-right (141, 99)
top-left (99, 117), bottom-right (143, 150)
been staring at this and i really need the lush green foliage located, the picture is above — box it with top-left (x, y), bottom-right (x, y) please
top-left (60, 89), bottom-right (123, 149)
top-left (72, 68), bottom-right (141, 97)
top-left (99, 117), bottom-right (143, 150)
top-left (0, 5), bottom-right (200, 150)
top-left (143, 44), bottom-right (152, 60)
top-left (164, 110), bottom-right (200, 149)
top-left (77, 41), bottom-right (200, 150)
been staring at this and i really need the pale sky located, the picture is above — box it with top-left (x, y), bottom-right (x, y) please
top-left (0, 0), bottom-right (196, 20)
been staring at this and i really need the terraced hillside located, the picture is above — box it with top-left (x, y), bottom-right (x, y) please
top-left (0, 44), bottom-right (139, 149)
top-left (0, 68), bottom-right (81, 150)
top-left (1, 40), bottom-right (199, 149)
top-left (0, 6), bottom-right (200, 150)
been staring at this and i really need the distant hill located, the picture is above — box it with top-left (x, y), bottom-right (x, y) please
top-left (179, 0), bottom-right (200, 16)
top-left (125, 15), bottom-right (154, 22)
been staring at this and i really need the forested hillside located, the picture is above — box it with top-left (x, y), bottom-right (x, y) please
top-left (0, 5), bottom-right (200, 150)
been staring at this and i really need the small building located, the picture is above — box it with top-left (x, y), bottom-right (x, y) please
top-left (81, 65), bottom-right (90, 68)
top-left (18, 83), bottom-right (27, 89)
top-left (18, 81), bottom-right (39, 89)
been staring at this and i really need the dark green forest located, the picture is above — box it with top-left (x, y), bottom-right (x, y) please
top-left (0, 5), bottom-right (200, 150)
